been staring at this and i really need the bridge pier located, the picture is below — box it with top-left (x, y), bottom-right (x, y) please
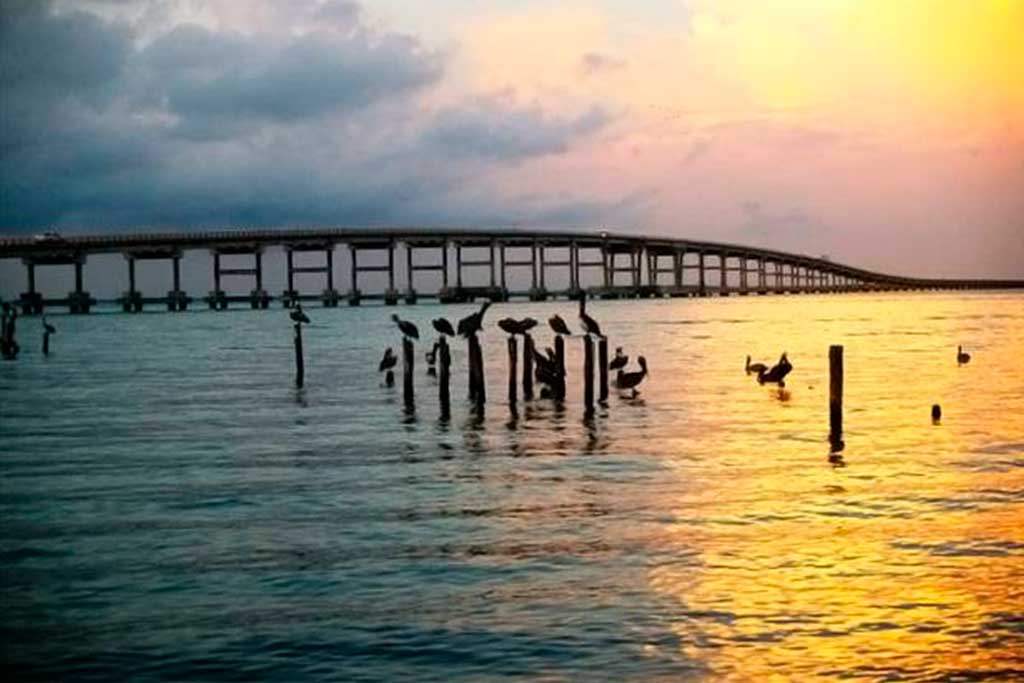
top-left (207, 246), bottom-right (267, 310)
top-left (282, 243), bottom-right (339, 307)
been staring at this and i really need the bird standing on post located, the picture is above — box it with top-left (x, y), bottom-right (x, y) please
top-left (497, 317), bottom-right (538, 336)
top-left (615, 356), bottom-right (648, 397)
top-left (290, 304), bottom-right (311, 325)
top-left (432, 318), bottom-right (455, 337)
top-left (609, 347), bottom-right (628, 371)
top-left (957, 345), bottom-right (971, 365)
top-left (579, 296), bottom-right (602, 338)
top-left (548, 314), bottom-right (571, 336)
top-left (42, 315), bottom-right (56, 357)
top-left (457, 302), bottom-right (490, 338)
top-left (392, 314), bottom-right (419, 340)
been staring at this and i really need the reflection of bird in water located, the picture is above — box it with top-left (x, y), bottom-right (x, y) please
top-left (457, 301), bottom-right (490, 338)
top-left (957, 345), bottom-right (971, 365)
top-left (497, 317), bottom-right (538, 336)
top-left (391, 314), bottom-right (419, 339)
top-left (745, 355), bottom-right (767, 376)
top-left (757, 352), bottom-right (792, 386)
top-left (609, 347), bottom-right (628, 371)
top-left (290, 304), bottom-right (310, 325)
top-left (432, 318), bottom-right (455, 337)
top-left (548, 314), bottom-right (571, 336)
top-left (379, 348), bottom-right (397, 372)
top-left (616, 356), bottom-right (648, 396)
top-left (579, 297), bottom-right (602, 337)
top-left (43, 316), bottom-right (56, 335)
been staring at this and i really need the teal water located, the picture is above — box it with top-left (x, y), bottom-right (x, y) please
top-left (2, 292), bottom-right (1023, 681)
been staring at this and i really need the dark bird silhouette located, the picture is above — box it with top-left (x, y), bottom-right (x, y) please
top-left (579, 297), bottom-right (602, 337)
top-left (425, 342), bottom-right (439, 366)
top-left (289, 304), bottom-right (310, 325)
top-left (757, 353), bottom-right (792, 387)
top-left (379, 347), bottom-right (397, 372)
top-left (548, 314), bottom-right (571, 336)
top-left (42, 316), bottom-right (56, 335)
top-left (457, 301), bottom-right (490, 338)
top-left (615, 356), bottom-right (648, 396)
top-left (609, 347), bottom-right (628, 371)
top-left (745, 355), bottom-right (767, 376)
top-left (432, 318), bottom-right (455, 337)
top-left (497, 317), bottom-right (538, 336)
top-left (392, 314), bottom-right (419, 339)
top-left (957, 345), bottom-right (971, 365)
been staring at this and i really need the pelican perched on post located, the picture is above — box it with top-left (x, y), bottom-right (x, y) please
top-left (497, 317), bottom-right (538, 336)
top-left (457, 301), bottom-right (490, 338)
top-left (578, 296), bottom-right (602, 337)
top-left (290, 304), bottom-right (310, 325)
top-left (957, 345), bottom-right (971, 365)
top-left (391, 314), bottom-right (419, 340)
top-left (615, 356), bottom-right (648, 397)
top-left (548, 314), bottom-right (571, 336)
top-left (432, 318), bottom-right (455, 337)
top-left (609, 347), bottom-right (628, 371)
top-left (42, 316), bottom-right (56, 336)
top-left (745, 355), bottom-right (768, 376)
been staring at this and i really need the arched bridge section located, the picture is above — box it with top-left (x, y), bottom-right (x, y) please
top-left (0, 228), bottom-right (1020, 313)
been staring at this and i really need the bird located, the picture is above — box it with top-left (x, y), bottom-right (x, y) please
top-left (42, 316), bottom-right (56, 335)
top-left (457, 301), bottom-right (490, 338)
top-left (391, 314), bottom-right (419, 339)
top-left (432, 318), bottom-right (455, 337)
top-left (379, 347), bottom-right (397, 372)
top-left (745, 355), bottom-right (767, 376)
top-left (548, 314), bottom-right (571, 336)
top-left (289, 304), bottom-right (310, 325)
top-left (579, 297), bottom-right (602, 337)
top-left (425, 342), bottom-right (439, 366)
top-left (497, 317), bottom-right (538, 336)
top-left (615, 356), bottom-right (648, 396)
top-left (757, 353), bottom-right (792, 387)
top-left (609, 347), bottom-right (628, 371)
top-left (957, 345), bottom-right (971, 365)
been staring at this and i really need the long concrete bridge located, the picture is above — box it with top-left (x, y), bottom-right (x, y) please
top-left (0, 228), bottom-right (1020, 314)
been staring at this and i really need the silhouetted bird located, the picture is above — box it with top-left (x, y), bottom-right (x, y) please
top-left (379, 348), bottom-right (397, 372)
top-left (43, 316), bottom-right (56, 335)
top-left (957, 345), bottom-right (971, 365)
top-left (616, 356), bottom-right (648, 396)
top-left (432, 318), bottom-right (455, 337)
top-left (757, 353), bottom-right (792, 387)
top-left (290, 304), bottom-right (310, 325)
top-left (745, 355), bottom-right (768, 376)
top-left (392, 314), bottom-right (419, 339)
top-left (457, 301), bottom-right (490, 337)
top-left (609, 347), bottom-right (628, 371)
top-left (548, 314), bottom-right (571, 336)
top-left (579, 297), bottom-right (602, 337)
top-left (425, 342), bottom-right (439, 365)
top-left (497, 317), bottom-right (538, 336)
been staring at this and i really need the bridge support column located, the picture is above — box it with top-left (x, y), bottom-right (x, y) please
top-left (68, 259), bottom-right (93, 314)
top-left (698, 252), bottom-right (706, 296)
top-left (758, 258), bottom-right (767, 293)
top-left (284, 249), bottom-right (296, 307)
top-left (19, 262), bottom-right (44, 314)
top-left (348, 244), bottom-right (360, 305)
top-left (168, 256), bottom-right (188, 311)
top-left (324, 247), bottom-right (339, 306)
top-left (719, 253), bottom-right (728, 295)
top-left (529, 241), bottom-right (547, 301)
top-left (123, 256), bottom-right (143, 312)
top-left (405, 244), bottom-right (417, 304)
top-left (739, 255), bottom-right (749, 295)
top-left (384, 240), bottom-right (399, 305)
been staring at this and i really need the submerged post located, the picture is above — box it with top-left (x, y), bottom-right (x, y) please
top-left (403, 336), bottom-right (414, 408)
top-left (439, 336), bottom-right (451, 417)
top-left (523, 333), bottom-right (534, 400)
top-left (598, 337), bottom-right (609, 403)
top-left (829, 345), bottom-right (843, 447)
top-left (294, 323), bottom-right (305, 389)
top-left (554, 334), bottom-right (566, 401)
top-left (507, 336), bottom-right (518, 406)
top-left (583, 336), bottom-right (595, 413)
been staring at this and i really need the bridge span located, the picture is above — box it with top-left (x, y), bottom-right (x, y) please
top-left (1, 228), bottom-right (1020, 314)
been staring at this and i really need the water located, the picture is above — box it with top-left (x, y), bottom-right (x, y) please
top-left (2, 292), bottom-right (1022, 682)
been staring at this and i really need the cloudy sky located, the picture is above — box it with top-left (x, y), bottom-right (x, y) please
top-left (1, 0), bottom-right (1022, 277)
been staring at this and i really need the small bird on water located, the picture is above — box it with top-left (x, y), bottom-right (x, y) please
top-left (609, 347), bottom-right (628, 371)
top-left (745, 355), bottom-right (768, 376)
top-left (957, 345), bottom-right (971, 365)
top-left (290, 304), bottom-right (310, 325)
top-left (615, 356), bottom-right (648, 397)
top-left (757, 352), bottom-right (792, 387)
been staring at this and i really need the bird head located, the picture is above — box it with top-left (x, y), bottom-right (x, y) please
top-left (616, 346), bottom-right (623, 354)
top-left (391, 314), bottom-right (400, 323)
top-left (639, 356), bottom-right (648, 370)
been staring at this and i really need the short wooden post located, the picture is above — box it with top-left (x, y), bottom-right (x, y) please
top-left (385, 370), bottom-right (394, 387)
top-left (522, 333), bottom-right (534, 399)
top-left (403, 337), bottom-right (414, 408)
top-left (829, 345), bottom-right (843, 445)
top-left (469, 333), bottom-right (485, 408)
top-left (598, 337), bottom-right (609, 402)
top-left (294, 323), bottom-right (304, 388)
top-left (467, 336), bottom-right (476, 400)
top-left (439, 337), bottom-right (451, 417)
top-left (507, 336), bottom-right (518, 406)
top-left (554, 335), bottom-right (566, 400)
top-left (42, 331), bottom-right (50, 357)
top-left (583, 336), bottom-right (595, 413)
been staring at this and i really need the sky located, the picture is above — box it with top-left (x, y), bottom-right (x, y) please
top-left (1, 0), bottom-right (1022, 279)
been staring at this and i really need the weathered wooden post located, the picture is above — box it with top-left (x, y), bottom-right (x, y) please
top-left (42, 331), bottom-right (50, 356)
top-left (439, 337), bottom-right (451, 417)
top-left (507, 336), bottom-right (518, 406)
top-left (468, 333), bottom-right (486, 408)
top-left (554, 335), bottom-right (566, 400)
top-left (403, 336), bottom-right (414, 408)
top-left (522, 333), bottom-right (534, 399)
top-left (294, 323), bottom-right (305, 389)
top-left (598, 337), bottom-right (609, 403)
top-left (583, 336), bottom-right (595, 413)
top-left (829, 345), bottom-right (843, 447)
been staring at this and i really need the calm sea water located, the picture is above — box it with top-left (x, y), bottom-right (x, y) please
top-left (1, 292), bottom-right (1022, 682)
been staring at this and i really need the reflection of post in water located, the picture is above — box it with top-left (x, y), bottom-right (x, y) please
top-left (438, 337), bottom-right (451, 419)
top-left (522, 333), bottom-right (534, 400)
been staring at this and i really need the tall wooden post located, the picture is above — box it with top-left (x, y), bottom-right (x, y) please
top-left (438, 337), bottom-right (451, 418)
top-left (468, 333), bottom-right (485, 408)
top-left (42, 331), bottom-right (50, 356)
top-left (829, 345), bottom-right (844, 448)
top-left (294, 323), bottom-right (304, 389)
top-left (583, 336), bottom-right (595, 413)
top-left (403, 336), bottom-right (414, 408)
top-left (554, 335), bottom-right (566, 400)
top-left (523, 333), bottom-right (535, 399)
top-left (507, 336), bottom-right (518, 406)
top-left (598, 338), bottom-right (609, 402)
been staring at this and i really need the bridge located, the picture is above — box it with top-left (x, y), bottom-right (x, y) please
top-left (1, 228), bottom-right (1021, 314)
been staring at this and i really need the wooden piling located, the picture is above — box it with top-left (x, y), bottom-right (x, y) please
top-left (829, 345), bottom-right (843, 445)
top-left (583, 336), bottom-right (595, 413)
top-left (554, 335), bottom-right (566, 401)
top-left (294, 323), bottom-right (304, 388)
top-left (598, 337), bottom-right (608, 403)
top-left (403, 336), bottom-right (414, 408)
top-left (469, 333), bottom-right (486, 408)
top-left (42, 331), bottom-right (50, 357)
top-left (439, 337), bottom-right (451, 417)
top-left (522, 333), bottom-right (534, 400)
top-left (507, 336), bottom-right (518, 406)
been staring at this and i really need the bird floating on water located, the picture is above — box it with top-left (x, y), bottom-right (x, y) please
top-left (497, 317), bottom-right (538, 336)
top-left (42, 316), bottom-right (56, 335)
top-left (615, 356), bottom-right (648, 397)
top-left (757, 352), bottom-right (792, 387)
top-left (745, 355), bottom-right (768, 376)
top-left (609, 347), bottom-right (628, 371)
top-left (578, 296), bottom-right (603, 338)
top-left (548, 314), bottom-right (571, 336)
top-left (392, 314), bottom-right (419, 340)
top-left (957, 345), bottom-right (971, 365)
top-left (432, 318), bottom-right (455, 337)
top-left (457, 301), bottom-right (490, 338)
top-left (290, 304), bottom-right (310, 325)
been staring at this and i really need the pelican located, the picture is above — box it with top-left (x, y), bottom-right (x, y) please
top-left (425, 341), bottom-right (440, 376)
top-left (497, 317), bottom-right (538, 336)
top-left (616, 356), bottom-right (648, 396)
top-left (957, 345), bottom-right (971, 365)
top-left (432, 318), bottom-right (455, 337)
top-left (457, 301), bottom-right (490, 338)
top-left (608, 347), bottom-right (628, 371)
top-left (745, 355), bottom-right (767, 376)
top-left (289, 304), bottom-right (310, 325)
top-left (391, 314), bottom-right (419, 340)
top-left (757, 352), bottom-right (792, 387)
top-left (379, 347), bottom-right (397, 372)
top-left (42, 316), bottom-right (56, 335)
top-left (579, 297), bottom-right (602, 337)
top-left (548, 314), bottom-right (571, 336)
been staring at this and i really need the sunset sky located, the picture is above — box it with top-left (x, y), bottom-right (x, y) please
top-left (1, 0), bottom-right (1022, 277)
